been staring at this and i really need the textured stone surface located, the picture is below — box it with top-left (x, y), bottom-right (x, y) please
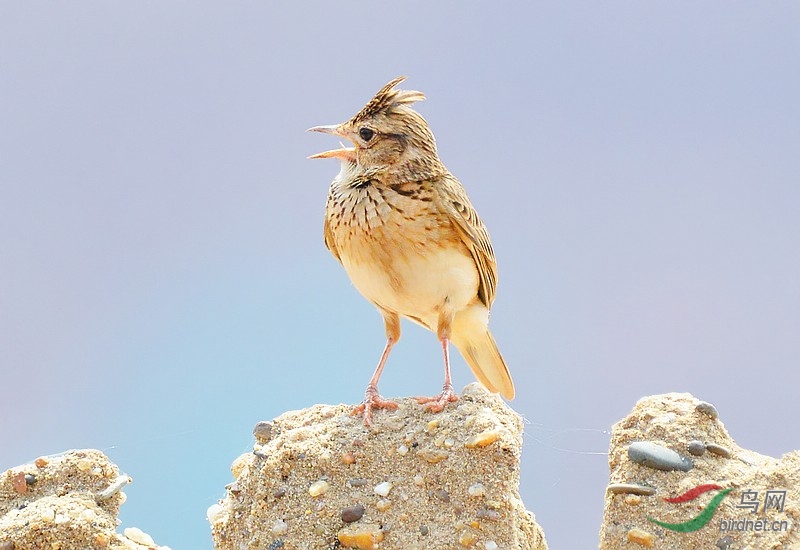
top-left (209, 383), bottom-right (547, 549)
top-left (600, 393), bottom-right (800, 549)
top-left (0, 449), bottom-right (168, 549)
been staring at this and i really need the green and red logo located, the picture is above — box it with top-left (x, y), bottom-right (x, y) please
top-left (648, 484), bottom-right (732, 532)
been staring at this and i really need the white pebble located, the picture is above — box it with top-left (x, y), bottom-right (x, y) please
top-left (81, 509), bottom-right (98, 522)
top-left (41, 509), bottom-right (55, 522)
top-left (444, 437), bottom-right (455, 448)
top-left (468, 483), bottom-right (486, 497)
top-left (77, 458), bottom-right (93, 472)
top-left (54, 513), bottom-right (69, 525)
top-left (124, 527), bottom-right (155, 546)
top-left (206, 503), bottom-right (226, 524)
top-left (271, 519), bottom-right (288, 535)
top-left (309, 480), bottom-right (330, 497)
top-left (374, 481), bottom-right (393, 497)
top-left (413, 474), bottom-right (424, 486)
top-left (485, 541), bottom-right (498, 550)
top-left (397, 445), bottom-right (409, 456)
top-left (96, 475), bottom-right (131, 500)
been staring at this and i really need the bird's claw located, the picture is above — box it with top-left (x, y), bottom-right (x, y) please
top-left (352, 386), bottom-right (398, 426)
top-left (416, 383), bottom-right (459, 413)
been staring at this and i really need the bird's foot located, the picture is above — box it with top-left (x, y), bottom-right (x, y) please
top-left (352, 385), bottom-right (398, 426)
top-left (416, 383), bottom-right (459, 413)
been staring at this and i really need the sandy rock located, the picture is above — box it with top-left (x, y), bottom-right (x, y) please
top-left (599, 393), bottom-right (800, 549)
top-left (0, 449), bottom-right (168, 550)
top-left (210, 383), bottom-right (547, 549)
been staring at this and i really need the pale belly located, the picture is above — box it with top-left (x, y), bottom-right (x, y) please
top-left (341, 242), bottom-right (479, 329)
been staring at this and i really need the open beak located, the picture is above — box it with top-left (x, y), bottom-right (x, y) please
top-left (308, 148), bottom-right (356, 161)
top-left (307, 124), bottom-right (343, 136)
top-left (307, 124), bottom-right (356, 161)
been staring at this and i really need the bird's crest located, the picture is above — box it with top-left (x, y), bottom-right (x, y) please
top-left (351, 76), bottom-right (426, 123)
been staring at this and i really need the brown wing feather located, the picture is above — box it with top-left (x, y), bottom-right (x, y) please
top-left (323, 205), bottom-right (342, 263)
top-left (436, 175), bottom-right (498, 307)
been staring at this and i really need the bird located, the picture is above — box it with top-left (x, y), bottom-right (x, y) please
top-left (309, 76), bottom-right (514, 425)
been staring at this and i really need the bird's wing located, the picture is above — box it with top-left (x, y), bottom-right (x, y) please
top-left (323, 207), bottom-right (342, 263)
top-left (437, 175), bottom-right (498, 307)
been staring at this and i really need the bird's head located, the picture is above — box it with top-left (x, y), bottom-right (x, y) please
top-left (308, 76), bottom-right (440, 173)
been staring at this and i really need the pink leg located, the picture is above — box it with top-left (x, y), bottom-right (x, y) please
top-left (352, 338), bottom-right (399, 426)
top-left (416, 337), bottom-right (459, 412)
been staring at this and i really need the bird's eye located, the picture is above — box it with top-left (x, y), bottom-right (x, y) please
top-left (359, 127), bottom-right (374, 142)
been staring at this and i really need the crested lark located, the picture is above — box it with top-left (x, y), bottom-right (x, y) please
top-left (309, 76), bottom-right (514, 425)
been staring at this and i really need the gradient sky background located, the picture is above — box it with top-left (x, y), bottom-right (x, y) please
top-left (2, 3), bottom-right (799, 548)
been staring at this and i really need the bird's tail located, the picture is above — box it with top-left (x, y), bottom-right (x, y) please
top-left (452, 308), bottom-right (515, 400)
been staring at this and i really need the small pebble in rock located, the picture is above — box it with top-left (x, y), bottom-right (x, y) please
top-left (96, 475), bottom-right (131, 500)
top-left (716, 535), bottom-right (734, 549)
top-left (337, 524), bottom-right (384, 549)
top-left (124, 527), bottom-right (155, 546)
top-left (207, 503), bottom-right (225, 523)
top-left (342, 452), bottom-right (356, 465)
top-left (465, 429), bottom-right (501, 448)
top-left (341, 504), bottom-right (366, 523)
top-left (77, 458), bottom-right (93, 472)
top-left (419, 525), bottom-right (429, 536)
top-left (271, 519), bottom-right (288, 535)
top-left (696, 401), bottom-right (719, 419)
top-left (253, 421), bottom-right (273, 442)
top-left (376, 499), bottom-right (392, 511)
top-left (231, 454), bottom-right (249, 479)
top-left (627, 527), bottom-right (655, 547)
top-left (35, 457), bottom-right (48, 468)
top-left (11, 472), bottom-right (27, 494)
top-left (444, 437), bottom-right (455, 448)
top-left (309, 480), bottom-right (330, 497)
top-left (628, 441), bottom-right (693, 472)
top-left (41, 508), bottom-right (56, 522)
top-left (416, 449), bottom-right (449, 464)
top-left (606, 483), bottom-right (656, 496)
top-left (94, 533), bottom-right (109, 547)
top-left (55, 512), bottom-right (69, 524)
top-left (476, 509), bottom-right (501, 521)
top-left (705, 443), bottom-right (732, 458)
top-left (426, 420), bottom-right (439, 432)
top-left (80, 509), bottom-right (98, 522)
top-left (687, 440), bottom-right (706, 456)
top-left (320, 450), bottom-right (332, 462)
top-left (624, 494), bottom-right (642, 506)
top-left (458, 527), bottom-right (479, 546)
top-left (413, 474), bottom-right (425, 486)
top-left (434, 489), bottom-right (450, 502)
top-left (468, 483), bottom-right (486, 497)
top-left (396, 445), bottom-right (408, 456)
top-left (273, 488), bottom-right (286, 498)
top-left (267, 541), bottom-right (284, 550)
top-left (374, 481), bottom-right (393, 497)
top-left (484, 542), bottom-right (498, 550)
top-left (349, 478), bottom-right (368, 487)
